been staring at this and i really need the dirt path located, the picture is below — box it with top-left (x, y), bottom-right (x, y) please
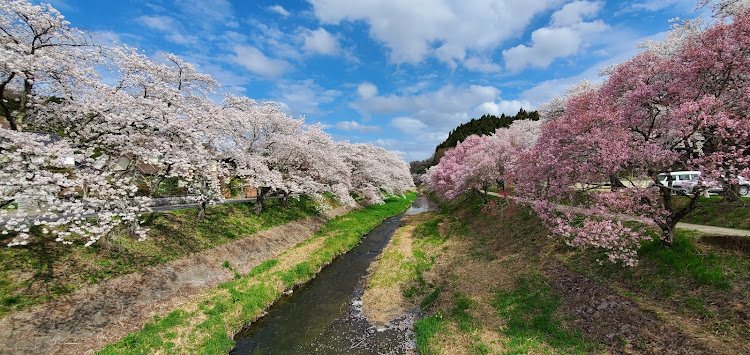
top-left (675, 222), bottom-right (750, 236)
top-left (0, 207), bottom-right (349, 354)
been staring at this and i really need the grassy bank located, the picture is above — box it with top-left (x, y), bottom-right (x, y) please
top-left (680, 196), bottom-right (750, 230)
top-left (407, 194), bottom-right (750, 354)
top-left (362, 212), bottom-right (446, 327)
top-left (98, 192), bottom-right (416, 354)
top-left (0, 198), bottom-right (321, 316)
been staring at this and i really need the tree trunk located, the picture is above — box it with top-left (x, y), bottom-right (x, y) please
top-left (609, 174), bottom-right (627, 191)
top-left (476, 188), bottom-right (489, 204)
top-left (254, 187), bottom-right (271, 215)
top-left (126, 219), bottom-right (140, 238)
top-left (281, 191), bottom-right (289, 208)
top-left (723, 184), bottom-right (740, 202)
top-left (661, 223), bottom-right (676, 247)
top-left (197, 200), bottom-right (207, 219)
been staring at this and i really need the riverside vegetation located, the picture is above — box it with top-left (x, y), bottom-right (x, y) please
top-left (362, 193), bottom-right (750, 354)
top-left (98, 192), bottom-right (416, 354)
top-left (0, 197), bottom-right (321, 316)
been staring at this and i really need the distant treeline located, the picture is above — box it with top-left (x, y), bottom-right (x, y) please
top-left (436, 109), bottom-right (539, 151)
top-left (410, 109), bottom-right (539, 175)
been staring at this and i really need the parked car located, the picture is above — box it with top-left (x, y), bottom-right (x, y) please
top-left (680, 175), bottom-right (750, 197)
top-left (657, 171), bottom-right (701, 190)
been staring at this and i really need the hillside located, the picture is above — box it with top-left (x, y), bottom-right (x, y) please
top-left (362, 193), bottom-right (750, 354)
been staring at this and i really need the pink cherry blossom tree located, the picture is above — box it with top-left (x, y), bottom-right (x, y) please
top-left (517, 9), bottom-right (750, 265)
top-left (428, 120), bottom-right (541, 203)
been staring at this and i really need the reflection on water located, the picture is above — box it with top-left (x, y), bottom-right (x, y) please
top-left (404, 195), bottom-right (440, 215)
top-left (231, 194), bottom-right (439, 354)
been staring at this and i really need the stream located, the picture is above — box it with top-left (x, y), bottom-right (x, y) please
top-left (231, 195), bottom-right (439, 354)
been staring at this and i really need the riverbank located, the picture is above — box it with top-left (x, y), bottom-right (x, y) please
top-left (0, 205), bottom-right (348, 354)
top-left (97, 192), bottom-right (416, 354)
top-left (363, 194), bottom-right (750, 354)
top-left (0, 197), bottom-right (323, 317)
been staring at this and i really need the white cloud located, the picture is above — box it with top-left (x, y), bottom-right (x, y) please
top-left (136, 15), bottom-right (176, 32)
top-left (334, 121), bottom-right (383, 133)
top-left (463, 57), bottom-right (502, 72)
top-left (551, 0), bottom-right (603, 26)
top-left (502, 1), bottom-right (609, 72)
top-left (92, 31), bottom-right (123, 46)
top-left (48, 0), bottom-right (73, 12)
top-left (301, 28), bottom-right (340, 55)
top-left (627, 0), bottom-right (695, 12)
top-left (474, 100), bottom-right (532, 117)
top-left (308, 0), bottom-right (564, 64)
top-left (175, 0), bottom-right (233, 26)
top-left (222, 31), bottom-right (248, 43)
top-left (232, 45), bottom-right (289, 78)
top-left (369, 136), bottom-right (447, 162)
top-left (352, 84), bottom-right (501, 118)
top-left (166, 32), bottom-right (199, 45)
top-left (390, 117), bottom-right (427, 133)
top-left (357, 82), bottom-right (378, 98)
top-left (274, 79), bottom-right (341, 115)
top-left (268, 5), bottom-right (291, 17)
top-left (136, 15), bottom-right (201, 45)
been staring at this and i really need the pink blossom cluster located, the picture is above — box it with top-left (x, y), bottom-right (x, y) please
top-left (0, 1), bottom-right (414, 247)
top-left (427, 5), bottom-right (750, 265)
top-left (517, 7), bottom-right (750, 265)
top-left (426, 120), bottom-right (541, 202)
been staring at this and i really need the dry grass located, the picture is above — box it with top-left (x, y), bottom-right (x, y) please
top-left (412, 193), bottom-right (750, 354)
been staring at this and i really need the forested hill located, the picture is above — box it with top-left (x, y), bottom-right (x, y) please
top-left (435, 108), bottom-right (539, 151)
top-left (409, 109), bottom-right (539, 175)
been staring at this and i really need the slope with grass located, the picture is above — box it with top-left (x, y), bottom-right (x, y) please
top-left (96, 193), bottom-right (416, 354)
top-left (380, 194), bottom-right (750, 354)
top-left (680, 196), bottom-right (750, 230)
top-left (0, 198), bottom-right (351, 354)
top-left (0, 197), bottom-right (321, 316)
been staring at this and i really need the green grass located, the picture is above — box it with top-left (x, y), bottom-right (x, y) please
top-left (492, 273), bottom-right (595, 354)
top-left (413, 292), bottom-right (484, 354)
top-left (420, 286), bottom-right (442, 310)
top-left (639, 230), bottom-right (734, 290)
top-left (98, 192), bottom-right (416, 354)
top-left (99, 310), bottom-right (191, 355)
top-left (571, 229), bottom-right (742, 295)
top-left (0, 197), bottom-right (320, 316)
top-left (414, 311), bottom-right (445, 355)
top-left (451, 292), bottom-right (478, 332)
top-left (413, 217), bottom-right (444, 244)
top-left (248, 259), bottom-right (278, 277)
top-left (680, 196), bottom-right (750, 230)
top-left (367, 215), bottom-right (444, 300)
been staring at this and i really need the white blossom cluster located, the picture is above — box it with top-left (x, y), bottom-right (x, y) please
top-left (0, 0), bottom-right (414, 247)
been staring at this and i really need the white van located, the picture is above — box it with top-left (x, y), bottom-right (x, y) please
top-left (657, 171), bottom-right (701, 189)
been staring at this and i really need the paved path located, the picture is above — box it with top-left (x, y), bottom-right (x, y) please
top-left (486, 191), bottom-right (750, 237)
top-left (675, 222), bottom-right (750, 236)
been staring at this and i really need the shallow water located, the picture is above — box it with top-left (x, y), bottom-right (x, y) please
top-left (231, 195), bottom-right (438, 354)
top-left (404, 195), bottom-right (440, 216)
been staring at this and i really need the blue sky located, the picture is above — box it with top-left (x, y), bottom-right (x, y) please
top-left (46, 0), bottom-right (702, 161)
